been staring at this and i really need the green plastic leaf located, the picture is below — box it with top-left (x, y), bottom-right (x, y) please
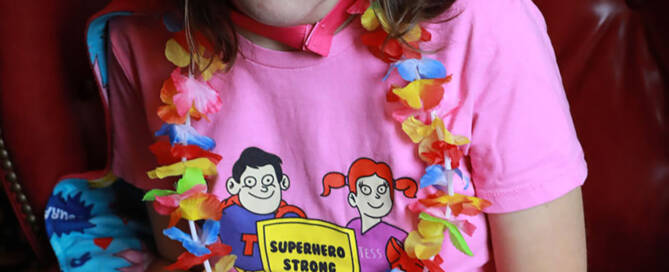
top-left (419, 212), bottom-right (473, 256)
top-left (176, 167), bottom-right (207, 194)
top-left (142, 189), bottom-right (176, 201)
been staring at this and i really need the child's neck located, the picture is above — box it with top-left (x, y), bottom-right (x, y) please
top-left (236, 19), bottom-right (353, 52)
top-left (231, 0), bottom-right (347, 51)
top-left (237, 28), bottom-right (294, 51)
top-left (360, 215), bottom-right (381, 234)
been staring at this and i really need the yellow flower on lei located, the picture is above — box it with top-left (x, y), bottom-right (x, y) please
top-left (147, 157), bottom-right (218, 179)
top-left (165, 38), bottom-right (226, 81)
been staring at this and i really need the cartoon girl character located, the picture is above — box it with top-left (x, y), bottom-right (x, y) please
top-left (321, 158), bottom-right (417, 272)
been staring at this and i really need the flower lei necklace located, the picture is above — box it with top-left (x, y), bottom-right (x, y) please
top-left (141, 1), bottom-right (492, 271)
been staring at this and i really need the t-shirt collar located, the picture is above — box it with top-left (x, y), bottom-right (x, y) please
top-left (229, 0), bottom-right (361, 56)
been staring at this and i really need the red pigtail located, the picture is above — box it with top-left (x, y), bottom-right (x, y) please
top-left (394, 178), bottom-right (418, 198)
top-left (321, 172), bottom-right (347, 196)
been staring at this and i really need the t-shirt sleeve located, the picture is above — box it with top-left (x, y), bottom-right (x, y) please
top-left (107, 18), bottom-right (173, 190)
top-left (463, 0), bottom-right (587, 213)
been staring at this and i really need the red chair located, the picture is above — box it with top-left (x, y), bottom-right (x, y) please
top-left (1, 0), bottom-right (667, 270)
top-left (533, 0), bottom-right (669, 270)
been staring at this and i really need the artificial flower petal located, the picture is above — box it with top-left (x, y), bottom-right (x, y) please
top-left (165, 38), bottom-right (190, 68)
top-left (420, 140), bottom-right (465, 169)
top-left (417, 219), bottom-right (446, 238)
top-left (142, 189), bottom-right (177, 201)
top-left (401, 116), bottom-right (434, 143)
top-left (420, 26), bottom-right (432, 42)
top-left (149, 141), bottom-right (222, 165)
top-left (404, 230), bottom-right (443, 260)
top-left (388, 58), bottom-right (447, 82)
top-left (157, 104), bottom-right (187, 124)
top-left (166, 36), bottom-right (226, 81)
top-left (361, 6), bottom-right (379, 31)
top-left (418, 133), bottom-right (439, 163)
top-left (456, 197), bottom-right (492, 216)
top-left (147, 158), bottom-right (218, 179)
top-left (433, 141), bottom-right (464, 169)
top-left (165, 242), bottom-right (232, 271)
top-left (170, 68), bottom-right (223, 116)
top-left (168, 209), bottom-right (183, 228)
top-left (361, 29), bottom-right (403, 63)
top-left (392, 78), bottom-right (447, 110)
top-left (152, 184), bottom-right (207, 216)
top-left (430, 118), bottom-right (469, 146)
top-left (162, 219), bottom-right (220, 257)
top-left (200, 219), bottom-right (221, 245)
top-left (198, 55), bottom-right (226, 81)
top-left (155, 123), bottom-right (216, 150)
top-left (171, 145), bottom-right (222, 164)
top-left (417, 58), bottom-right (447, 79)
top-left (403, 25), bottom-right (422, 42)
top-left (392, 80), bottom-right (424, 109)
top-left (442, 129), bottom-right (470, 146)
top-left (455, 219), bottom-right (477, 237)
top-left (395, 59), bottom-right (422, 81)
top-left (422, 255), bottom-right (445, 272)
top-left (158, 77), bottom-right (206, 124)
top-left (404, 41), bottom-right (423, 60)
top-left (419, 212), bottom-right (473, 256)
top-left (178, 192), bottom-right (224, 222)
top-left (163, 226), bottom-right (211, 256)
top-left (419, 165), bottom-right (446, 189)
top-left (419, 78), bottom-right (447, 110)
top-left (212, 254), bottom-right (237, 272)
top-left (419, 192), bottom-right (491, 216)
top-left (386, 237), bottom-right (425, 272)
top-left (153, 199), bottom-right (178, 216)
top-left (176, 167), bottom-right (208, 194)
top-left (160, 76), bottom-right (178, 104)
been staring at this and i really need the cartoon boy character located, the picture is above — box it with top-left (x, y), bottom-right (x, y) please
top-left (219, 147), bottom-right (305, 271)
top-left (321, 158), bottom-right (417, 272)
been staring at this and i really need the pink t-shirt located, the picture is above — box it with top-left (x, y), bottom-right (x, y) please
top-left (107, 0), bottom-right (587, 271)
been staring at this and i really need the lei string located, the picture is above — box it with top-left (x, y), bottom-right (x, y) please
top-left (353, 1), bottom-right (493, 271)
top-left (141, 8), bottom-right (236, 270)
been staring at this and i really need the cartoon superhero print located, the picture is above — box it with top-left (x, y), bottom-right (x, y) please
top-left (321, 158), bottom-right (418, 272)
top-left (219, 147), bottom-right (306, 271)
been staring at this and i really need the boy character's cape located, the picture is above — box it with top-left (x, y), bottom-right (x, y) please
top-left (221, 195), bottom-right (307, 218)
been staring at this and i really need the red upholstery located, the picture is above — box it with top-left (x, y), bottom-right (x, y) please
top-left (0, 0), bottom-right (667, 270)
top-left (533, 0), bottom-right (669, 270)
top-left (0, 0), bottom-right (109, 260)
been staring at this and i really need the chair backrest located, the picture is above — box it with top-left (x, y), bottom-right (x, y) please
top-left (0, 0), bottom-right (110, 260)
top-left (533, 0), bottom-right (669, 270)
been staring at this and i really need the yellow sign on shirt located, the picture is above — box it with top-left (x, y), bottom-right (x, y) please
top-left (256, 218), bottom-right (360, 272)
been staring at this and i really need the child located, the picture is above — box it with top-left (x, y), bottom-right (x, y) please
top-left (90, 0), bottom-right (588, 271)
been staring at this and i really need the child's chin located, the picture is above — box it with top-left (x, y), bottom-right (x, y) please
top-left (230, 0), bottom-right (338, 27)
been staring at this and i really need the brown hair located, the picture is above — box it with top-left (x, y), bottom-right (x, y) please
top-left (183, 0), bottom-right (456, 68)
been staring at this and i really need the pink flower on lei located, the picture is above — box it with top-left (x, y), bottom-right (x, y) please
top-left (171, 68), bottom-right (223, 116)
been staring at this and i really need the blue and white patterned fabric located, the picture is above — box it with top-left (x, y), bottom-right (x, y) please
top-left (45, 178), bottom-right (154, 272)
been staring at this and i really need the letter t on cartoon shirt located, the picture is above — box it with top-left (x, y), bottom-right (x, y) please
top-left (218, 147), bottom-right (306, 271)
